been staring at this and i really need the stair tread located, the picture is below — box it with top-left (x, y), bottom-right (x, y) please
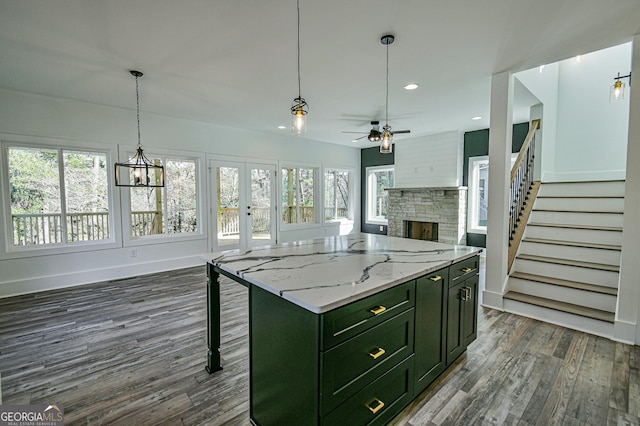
top-left (537, 195), bottom-right (624, 199)
top-left (533, 209), bottom-right (623, 214)
top-left (528, 222), bottom-right (623, 232)
top-left (504, 291), bottom-right (615, 323)
top-left (516, 254), bottom-right (620, 272)
top-left (510, 271), bottom-right (618, 295)
top-left (522, 237), bottom-right (622, 251)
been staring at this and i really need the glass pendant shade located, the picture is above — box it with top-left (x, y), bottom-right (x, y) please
top-left (380, 129), bottom-right (393, 154)
top-left (291, 99), bottom-right (308, 135)
top-left (115, 147), bottom-right (164, 187)
top-left (610, 80), bottom-right (626, 102)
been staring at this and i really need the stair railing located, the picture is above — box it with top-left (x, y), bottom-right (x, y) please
top-left (509, 119), bottom-right (540, 245)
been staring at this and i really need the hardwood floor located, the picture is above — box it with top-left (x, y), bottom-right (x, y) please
top-left (0, 265), bottom-right (638, 425)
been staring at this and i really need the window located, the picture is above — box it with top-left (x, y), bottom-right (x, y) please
top-left (281, 166), bottom-right (316, 224)
top-left (467, 154), bottom-right (517, 234)
top-left (324, 169), bottom-right (352, 221)
top-left (467, 156), bottom-right (489, 233)
top-left (6, 145), bottom-right (110, 247)
top-left (130, 156), bottom-right (198, 238)
top-left (366, 166), bottom-right (394, 224)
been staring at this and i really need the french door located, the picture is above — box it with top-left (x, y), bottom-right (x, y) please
top-left (211, 160), bottom-right (277, 251)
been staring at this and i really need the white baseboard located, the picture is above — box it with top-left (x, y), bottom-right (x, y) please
top-left (0, 256), bottom-right (204, 299)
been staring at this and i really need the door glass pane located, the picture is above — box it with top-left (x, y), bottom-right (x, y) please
top-left (250, 168), bottom-right (271, 241)
top-left (217, 166), bottom-right (240, 247)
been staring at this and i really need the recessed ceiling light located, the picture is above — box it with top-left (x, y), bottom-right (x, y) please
top-left (351, 139), bottom-right (359, 143)
top-left (403, 83), bottom-right (419, 90)
top-left (472, 116), bottom-right (482, 121)
top-left (277, 125), bottom-right (287, 129)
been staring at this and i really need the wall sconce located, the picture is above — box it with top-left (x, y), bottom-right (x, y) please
top-left (610, 72), bottom-right (631, 102)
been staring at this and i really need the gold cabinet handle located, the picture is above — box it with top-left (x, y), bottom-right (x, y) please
top-left (460, 288), bottom-right (466, 301)
top-left (466, 286), bottom-right (472, 301)
top-left (429, 275), bottom-right (442, 282)
top-left (369, 347), bottom-right (386, 360)
top-left (366, 397), bottom-right (385, 414)
top-left (369, 306), bottom-right (386, 315)
top-left (462, 267), bottom-right (473, 273)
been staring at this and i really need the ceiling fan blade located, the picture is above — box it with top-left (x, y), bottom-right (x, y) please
top-left (351, 134), bottom-right (369, 141)
top-left (341, 131), bottom-right (368, 134)
top-left (393, 130), bottom-right (411, 134)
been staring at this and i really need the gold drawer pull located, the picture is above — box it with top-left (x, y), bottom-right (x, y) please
top-left (429, 275), bottom-right (442, 282)
top-left (369, 306), bottom-right (386, 315)
top-left (369, 347), bottom-right (386, 360)
top-left (366, 398), bottom-right (385, 414)
top-left (462, 267), bottom-right (473, 273)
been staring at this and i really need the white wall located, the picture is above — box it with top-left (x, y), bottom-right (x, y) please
top-left (0, 88), bottom-right (360, 298)
top-left (554, 43), bottom-right (631, 181)
top-left (394, 131), bottom-right (463, 188)
top-left (515, 62), bottom-right (559, 182)
top-left (517, 43), bottom-right (632, 182)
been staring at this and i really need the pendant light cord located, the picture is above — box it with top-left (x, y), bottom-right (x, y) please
top-left (297, 0), bottom-right (301, 99)
top-left (385, 40), bottom-right (389, 127)
top-left (135, 74), bottom-right (141, 150)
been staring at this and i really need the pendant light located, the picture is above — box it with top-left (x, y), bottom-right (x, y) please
top-left (114, 70), bottom-right (164, 187)
top-left (610, 72), bottom-right (631, 102)
top-left (290, 0), bottom-right (308, 135)
top-left (380, 34), bottom-right (394, 154)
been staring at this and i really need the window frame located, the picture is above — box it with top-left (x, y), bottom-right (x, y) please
top-left (120, 146), bottom-right (206, 247)
top-left (0, 136), bottom-right (121, 259)
top-left (322, 167), bottom-right (354, 223)
top-left (467, 154), bottom-right (518, 235)
top-left (279, 163), bottom-right (320, 228)
top-left (365, 165), bottom-right (394, 226)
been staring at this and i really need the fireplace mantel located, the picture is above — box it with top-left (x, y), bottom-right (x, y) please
top-left (386, 187), bottom-right (467, 245)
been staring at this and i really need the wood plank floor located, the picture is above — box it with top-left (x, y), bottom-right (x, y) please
top-left (0, 265), bottom-right (638, 425)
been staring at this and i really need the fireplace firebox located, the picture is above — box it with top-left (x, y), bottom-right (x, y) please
top-left (405, 221), bottom-right (438, 241)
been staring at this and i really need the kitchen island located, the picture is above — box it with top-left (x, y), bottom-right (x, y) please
top-left (203, 233), bottom-right (482, 425)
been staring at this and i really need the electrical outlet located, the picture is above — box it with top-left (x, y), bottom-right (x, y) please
top-left (379, 225), bottom-right (384, 231)
top-left (131, 249), bottom-right (137, 258)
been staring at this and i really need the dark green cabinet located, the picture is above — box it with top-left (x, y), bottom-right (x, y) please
top-left (413, 268), bottom-right (448, 395)
top-left (446, 256), bottom-right (479, 366)
top-left (244, 255), bottom-right (479, 425)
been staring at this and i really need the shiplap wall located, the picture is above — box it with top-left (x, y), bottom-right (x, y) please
top-left (394, 131), bottom-right (463, 188)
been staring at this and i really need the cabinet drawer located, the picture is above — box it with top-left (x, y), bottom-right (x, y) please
top-left (320, 308), bottom-right (414, 415)
top-left (322, 355), bottom-right (414, 426)
top-left (320, 280), bottom-right (415, 350)
top-left (449, 255), bottom-right (479, 285)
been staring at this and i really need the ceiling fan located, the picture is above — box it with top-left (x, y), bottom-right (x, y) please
top-left (342, 34), bottom-right (410, 151)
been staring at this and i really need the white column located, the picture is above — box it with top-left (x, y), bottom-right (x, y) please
top-left (615, 34), bottom-right (640, 344)
top-left (483, 71), bottom-right (514, 310)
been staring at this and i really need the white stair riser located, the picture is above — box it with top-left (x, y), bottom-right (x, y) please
top-left (503, 299), bottom-right (614, 338)
top-left (513, 259), bottom-right (619, 287)
top-left (529, 210), bottom-right (624, 228)
top-left (524, 226), bottom-right (622, 246)
top-left (538, 181), bottom-right (626, 197)
top-left (534, 197), bottom-right (624, 212)
top-left (519, 242), bottom-right (621, 267)
top-left (508, 277), bottom-right (617, 312)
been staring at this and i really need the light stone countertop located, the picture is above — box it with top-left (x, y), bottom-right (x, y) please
top-left (203, 233), bottom-right (482, 314)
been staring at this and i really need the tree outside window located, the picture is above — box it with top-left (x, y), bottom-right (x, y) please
top-left (130, 157), bottom-right (198, 237)
top-left (324, 169), bottom-right (351, 221)
top-left (281, 167), bottom-right (315, 224)
top-left (7, 146), bottom-right (110, 246)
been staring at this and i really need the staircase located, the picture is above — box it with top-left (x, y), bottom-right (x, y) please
top-left (504, 180), bottom-right (624, 337)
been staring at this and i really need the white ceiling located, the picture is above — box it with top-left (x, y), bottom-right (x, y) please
top-left (1, 0), bottom-right (639, 148)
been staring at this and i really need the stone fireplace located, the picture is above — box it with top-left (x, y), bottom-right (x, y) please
top-left (387, 187), bottom-right (467, 245)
